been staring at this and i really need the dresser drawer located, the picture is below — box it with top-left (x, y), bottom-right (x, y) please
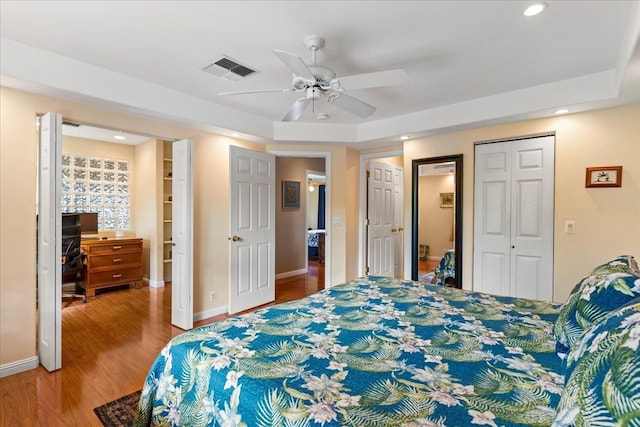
top-left (84, 241), bottom-right (142, 255)
top-left (89, 267), bottom-right (142, 285)
top-left (88, 252), bottom-right (141, 268)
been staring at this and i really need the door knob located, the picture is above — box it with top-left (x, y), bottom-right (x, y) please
top-left (229, 235), bottom-right (241, 242)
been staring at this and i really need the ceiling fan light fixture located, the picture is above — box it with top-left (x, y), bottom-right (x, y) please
top-left (524, 3), bottom-right (547, 17)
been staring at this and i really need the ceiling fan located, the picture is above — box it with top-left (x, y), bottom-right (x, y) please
top-left (218, 35), bottom-right (409, 121)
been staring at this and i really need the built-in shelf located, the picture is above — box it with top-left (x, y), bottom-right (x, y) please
top-left (163, 141), bottom-right (173, 282)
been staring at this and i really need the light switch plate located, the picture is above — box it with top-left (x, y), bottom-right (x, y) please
top-left (565, 221), bottom-right (576, 234)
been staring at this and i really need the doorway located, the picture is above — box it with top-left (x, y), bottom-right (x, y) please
top-left (270, 151), bottom-right (331, 291)
top-left (37, 114), bottom-right (191, 371)
top-left (411, 155), bottom-right (463, 288)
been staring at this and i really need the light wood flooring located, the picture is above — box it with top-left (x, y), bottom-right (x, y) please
top-left (419, 258), bottom-right (440, 276)
top-left (0, 261), bottom-right (324, 426)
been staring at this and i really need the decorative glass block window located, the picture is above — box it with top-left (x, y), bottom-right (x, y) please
top-left (61, 154), bottom-right (131, 230)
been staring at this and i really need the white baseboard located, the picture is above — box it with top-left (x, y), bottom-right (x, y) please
top-left (148, 279), bottom-right (165, 288)
top-left (194, 305), bottom-right (228, 322)
top-left (0, 356), bottom-right (39, 378)
top-left (275, 268), bottom-right (308, 280)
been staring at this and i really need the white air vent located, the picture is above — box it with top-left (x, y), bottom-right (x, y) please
top-left (202, 55), bottom-right (257, 82)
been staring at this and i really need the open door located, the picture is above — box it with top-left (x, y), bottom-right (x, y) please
top-left (171, 139), bottom-right (194, 330)
top-left (229, 146), bottom-right (275, 314)
top-left (38, 112), bottom-right (62, 371)
top-left (367, 160), bottom-right (395, 276)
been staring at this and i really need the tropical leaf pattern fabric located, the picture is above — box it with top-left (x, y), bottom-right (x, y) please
top-left (432, 250), bottom-right (455, 286)
top-left (552, 300), bottom-right (640, 427)
top-left (552, 256), bottom-right (640, 357)
top-left (135, 276), bottom-right (564, 427)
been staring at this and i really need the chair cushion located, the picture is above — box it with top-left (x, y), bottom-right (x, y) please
top-left (552, 300), bottom-right (640, 426)
top-left (552, 255), bottom-right (640, 357)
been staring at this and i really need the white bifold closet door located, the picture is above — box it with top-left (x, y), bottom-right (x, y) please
top-left (473, 135), bottom-right (555, 301)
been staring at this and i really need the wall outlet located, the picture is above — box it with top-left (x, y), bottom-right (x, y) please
top-left (209, 291), bottom-right (216, 301)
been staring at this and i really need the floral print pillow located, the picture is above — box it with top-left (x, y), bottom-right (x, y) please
top-left (552, 255), bottom-right (640, 357)
top-left (552, 300), bottom-right (640, 427)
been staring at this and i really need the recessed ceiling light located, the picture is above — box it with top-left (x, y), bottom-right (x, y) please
top-left (554, 109), bottom-right (569, 115)
top-left (316, 113), bottom-right (329, 120)
top-left (113, 135), bottom-right (126, 141)
top-left (400, 135), bottom-right (409, 140)
top-left (231, 132), bottom-right (240, 137)
top-left (524, 3), bottom-right (547, 17)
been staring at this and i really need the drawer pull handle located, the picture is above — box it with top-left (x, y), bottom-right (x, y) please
top-left (112, 245), bottom-right (122, 250)
top-left (113, 258), bottom-right (122, 263)
top-left (112, 274), bottom-right (122, 279)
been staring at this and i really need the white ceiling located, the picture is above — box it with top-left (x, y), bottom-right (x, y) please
top-left (1, 1), bottom-right (639, 148)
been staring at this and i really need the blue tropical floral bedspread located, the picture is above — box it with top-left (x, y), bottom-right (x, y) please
top-left (135, 276), bottom-right (564, 427)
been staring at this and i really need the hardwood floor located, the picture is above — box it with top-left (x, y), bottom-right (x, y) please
top-left (419, 258), bottom-right (440, 275)
top-left (0, 261), bottom-right (324, 426)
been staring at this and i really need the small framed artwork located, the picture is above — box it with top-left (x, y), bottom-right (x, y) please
top-left (440, 192), bottom-right (454, 208)
top-left (585, 166), bottom-right (622, 188)
top-left (282, 180), bottom-right (301, 208)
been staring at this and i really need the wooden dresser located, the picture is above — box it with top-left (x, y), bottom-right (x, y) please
top-left (80, 238), bottom-right (143, 298)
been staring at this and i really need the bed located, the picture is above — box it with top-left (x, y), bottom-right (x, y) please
top-left (135, 255), bottom-right (640, 427)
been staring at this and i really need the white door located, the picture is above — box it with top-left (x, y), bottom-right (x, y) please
top-left (229, 146), bottom-right (275, 314)
top-left (171, 139), bottom-right (193, 330)
top-left (510, 136), bottom-right (555, 300)
top-left (393, 165), bottom-right (404, 278)
top-left (473, 135), bottom-right (555, 300)
top-left (38, 113), bottom-right (62, 371)
top-left (368, 160), bottom-right (395, 276)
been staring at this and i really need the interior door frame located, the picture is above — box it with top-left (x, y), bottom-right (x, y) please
top-left (269, 150), bottom-right (332, 289)
top-left (411, 154), bottom-right (463, 288)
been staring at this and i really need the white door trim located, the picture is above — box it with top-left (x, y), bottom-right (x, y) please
top-left (269, 150), bottom-right (331, 289)
top-left (358, 150), bottom-right (403, 277)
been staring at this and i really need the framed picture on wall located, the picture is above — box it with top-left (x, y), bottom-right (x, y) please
top-left (440, 192), bottom-right (454, 208)
top-left (282, 180), bottom-right (301, 208)
top-left (585, 166), bottom-right (622, 188)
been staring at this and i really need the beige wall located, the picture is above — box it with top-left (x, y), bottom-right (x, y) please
top-left (404, 103), bottom-right (640, 302)
top-left (133, 139), bottom-right (163, 284)
top-left (275, 157), bottom-right (325, 275)
top-left (418, 175), bottom-right (455, 259)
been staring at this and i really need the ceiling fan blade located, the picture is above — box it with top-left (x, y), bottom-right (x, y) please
top-left (332, 68), bottom-right (409, 91)
top-left (326, 92), bottom-right (376, 118)
top-left (273, 50), bottom-right (316, 82)
top-left (218, 88), bottom-right (294, 96)
top-left (282, 98), bottom-right (310, 122)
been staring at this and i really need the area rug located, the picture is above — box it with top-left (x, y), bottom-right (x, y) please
top-left (93, 390), bottom-right (141, 426)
